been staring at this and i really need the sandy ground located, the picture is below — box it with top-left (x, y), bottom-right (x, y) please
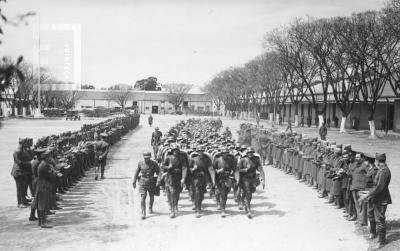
top-left (0, 115), bottom-right (398, 251)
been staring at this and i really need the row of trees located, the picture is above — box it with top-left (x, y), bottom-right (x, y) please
top-left (203, 0), bottom-right (400, 137)
top-left (0, 60), bottom-right (85, 115)
top-left (105, 83), bottom-right (192, 111)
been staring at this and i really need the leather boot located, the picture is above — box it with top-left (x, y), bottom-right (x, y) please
top-left (247, 203), bottom-right (253, 219)
top-left (29, 208), bottom-right (38, 221)
top-left (141, 201), bottom-right (146, 219)
top-left (40, 211), bottom-right (53, 228)
top-left (170, 207), bottom-right (176, 218)
top-left (38, 210), bottom-right (42, 226)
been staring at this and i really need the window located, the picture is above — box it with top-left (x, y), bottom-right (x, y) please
top-left (145, 107), bottom-right (149, 110)
top-left (161, 107), bottom-right (165, 110)
top-left (132, 101), bottom-right (138, 106)
top-left (169, 107), bottom-right (172, 110)
top-left (161, 101), bottom-right (165, 104)
top-left (183, 101), bottom-right (189, 107)
top-left (191, 105), bottom-right (195, 111)
top-left (206, 106), bottom-right (210, 111)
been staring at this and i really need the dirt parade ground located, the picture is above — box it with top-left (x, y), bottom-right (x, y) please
top-left (0, 115), bottom-right (399, 251)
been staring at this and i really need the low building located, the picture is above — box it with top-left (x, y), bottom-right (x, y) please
top-left (77, 89), bottom-right (213, 114)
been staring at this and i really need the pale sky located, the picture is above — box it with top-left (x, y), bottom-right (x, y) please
top-left (0, 0), bottom-right (385, 88)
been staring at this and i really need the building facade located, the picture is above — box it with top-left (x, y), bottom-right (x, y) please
top-left (77, 90), bottom-right (213, 114)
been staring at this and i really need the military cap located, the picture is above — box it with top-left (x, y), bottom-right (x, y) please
top-left (143, 152), bottom-right (151, 158)
top-left (220, 147), bottom-right (229, 153)
top-left (246, 147), bottom-right (255, 153)
top-left (375, 153), bottom-right (386, 162)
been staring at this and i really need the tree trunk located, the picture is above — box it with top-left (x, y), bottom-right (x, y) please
top-left (340, 116), bottom-right (347, 133)
top-left (269, 113), bottom-right (274, 123)
top-left (276, 113), bottom-right (280, 124)
top-left (318, 114), bottom-right (324, 128)
top-left (369, 120), bottom-right (376, 138)
top-left (294, 114), bottom-right (299, 127)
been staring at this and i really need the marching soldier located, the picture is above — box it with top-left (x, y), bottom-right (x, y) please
top-left (213, 147), bottom-right (238, 217)
top-left (160, 144), bottom-right (188, 218)
top-left (94, 133), bottom-right (109, 180)
top-left (188, 145), bottom-right (215, 218)
top-left (133, 152), bottom-right (160, 220)
top-left (151, 127), bottom-right (163, 158)
top-left (238, 147), bottom-right (265, 218)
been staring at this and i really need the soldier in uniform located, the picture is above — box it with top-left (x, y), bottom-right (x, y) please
top-left (33, 149), bottom-right (61, 228)
top-left (28, 148), bottom-right (47, 221)
top-left (237, 147), bottom-right (265, 218)
top-left (189, 145), bottom-right (215, 218)
top-left (160, 144), bottom-right (188, 218)
top-left (360, 153), bottom-right (391, 249)
top-left (133, 152), bottom-right (160, 220)
top-left (213, 147), bottom-right (238, 217)
top-left (151, 127), bottom-right (163, 158)
top-left (11, 138), bottom-right (34, 208)
top-left (94, 133), bottom-right (109, 180)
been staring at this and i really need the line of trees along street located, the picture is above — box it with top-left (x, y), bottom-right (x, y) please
top-left (203, 0), bottom-right (400, 138)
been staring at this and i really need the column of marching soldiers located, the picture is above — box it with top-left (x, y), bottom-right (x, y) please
top-left (134, 118), bottom-right (265, 220)
top-left (11, 114), bottom-right (140, 228)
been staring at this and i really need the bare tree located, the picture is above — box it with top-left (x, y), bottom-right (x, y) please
top-left (106, 90), bottom-right (132, 110)
top-left (56, 90), bottom-right (84, 111)
top-left (165, 83), bottom-right (192, 112)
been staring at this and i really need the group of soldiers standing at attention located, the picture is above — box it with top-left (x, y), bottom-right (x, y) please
top-left (11, 114), bottom-right (140, 228)
top-left (239, 123), bottom-right (391, 249)
top-left (133, 118), bottom-right (265, 220)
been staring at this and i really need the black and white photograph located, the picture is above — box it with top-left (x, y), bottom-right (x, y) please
top-left (0, 0), bottom-right (399, 250)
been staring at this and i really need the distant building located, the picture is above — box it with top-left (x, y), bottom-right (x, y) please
top-left (77, 89), bottom-right (212, 114)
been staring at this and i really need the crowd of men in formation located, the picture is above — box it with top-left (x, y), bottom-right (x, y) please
top-left (134, 118), bottom-right (265, 220)
top-left (10, 113), bottom-right (392, 248)
top-left (11, 114), bottom-right (140, 228)
top-left (238, 123), bottom-right (392, 249)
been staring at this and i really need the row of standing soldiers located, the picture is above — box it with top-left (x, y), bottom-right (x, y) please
top-left (11, 114), bottom-right (140, 228)
top-left (239, 123), bottom-right (392, 249)
top-left (133, 118), bottom-right (265, 220)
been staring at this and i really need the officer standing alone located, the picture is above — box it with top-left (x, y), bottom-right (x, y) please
top-left (133, 152), bottom-right (160, 220)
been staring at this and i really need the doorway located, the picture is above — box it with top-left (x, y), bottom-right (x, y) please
top-left (152, 106), bottom-right (159, 114)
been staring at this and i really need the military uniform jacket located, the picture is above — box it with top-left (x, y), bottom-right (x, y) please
top-left (135, 160), bottom-right (160, 190)
top-left (151, 131), bottom-right (163, 146)
top-left (11, 148), bottom-right (33, 177)
top-left (238, 155), bottom-right (261, 179)
top-left (350, 161), bottom-right (367, 191)
top-left (190, 153), bottom-right (212, 177)
top-left (213, 154), bottom-right (237, 179)
top-left (368, 165), bottom-right (392, 205)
